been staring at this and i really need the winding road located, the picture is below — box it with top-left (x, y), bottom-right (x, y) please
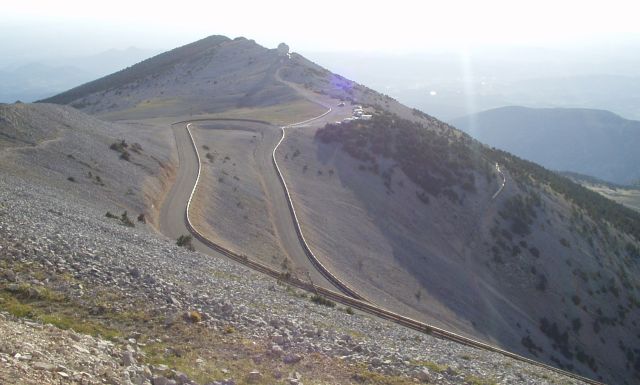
top-left (158, 107), bottom-right (362, 298)
top-left (156, 68), bottom-right (601, 384)
top-left (492, 163), bottom-right (506, 199)
top-left (157, 121), bottom-right (602, 384)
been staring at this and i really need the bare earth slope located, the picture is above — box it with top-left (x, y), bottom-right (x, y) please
top-left (0, 102), bottom-right (174, 228)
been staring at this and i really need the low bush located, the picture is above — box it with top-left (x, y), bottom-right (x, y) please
top-left (176, 235), bottom-right (195, 251)
top-left (120, 211), bottom-right (135, 227)
top-left (310, 294), bottom-right (336, 307)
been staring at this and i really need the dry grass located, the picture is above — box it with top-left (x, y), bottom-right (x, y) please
top-left (0, 286), bottom-right (121, 340)
top-left (586, 184), bottom-right (640, 213)
top-left (189, 100), bottom-right (326, 126)
top-left (0, 261), bottom-right (420, 385)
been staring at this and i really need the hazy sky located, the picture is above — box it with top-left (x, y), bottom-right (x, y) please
top-left (3, 0), bottom-right (640, 61)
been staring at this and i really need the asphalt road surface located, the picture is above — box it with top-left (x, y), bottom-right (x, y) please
top-left (159, 119), bottom-right (342, 291)
top-left (158, 123), bottom-right (227, 257)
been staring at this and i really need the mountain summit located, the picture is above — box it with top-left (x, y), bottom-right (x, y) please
top-left (41, 36), bottom-right (298, 118)
top-left (41, 35), bottom-right (416, 123)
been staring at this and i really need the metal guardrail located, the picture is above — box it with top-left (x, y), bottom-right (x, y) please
top-left (271, 110), bottom-right (366, 300)
top-left (492, 163), bottom-right (506, 200)
top-left (177, 118), bottom-right (604, 385)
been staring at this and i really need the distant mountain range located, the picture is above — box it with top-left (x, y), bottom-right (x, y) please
top-left (0, 47), bottom-right (158, 103)
top-left (305, 50), bottom-right (640, 121)
top-left (451, 106), bottom-right (640, 185)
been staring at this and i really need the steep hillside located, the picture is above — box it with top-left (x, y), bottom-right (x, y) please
top-left (0, 168), bottom-right (595, 385)
top-left (450, 106), bottom-right (640, 185)
top-left (40, 36), bottom-right (299, 119)
top-left (277, 113), bottom-right (640, 384)
top-left (0, 102), bottom-right (174, 229)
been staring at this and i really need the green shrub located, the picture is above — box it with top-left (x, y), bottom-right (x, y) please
top-left (120, 211), bottom-right (135, 227)
top-left (110, 139), bottom-right (132, 161)
top-left (176, 235), bottom-right (195, 251)
top-left (310, 294), bottom-right (336, 307)
top-left (529, 247), bottom-right (540, 258)
top-left (316, 113), bottom-right (484, 200)
top-left (483, 147), bottom-right (640, 241)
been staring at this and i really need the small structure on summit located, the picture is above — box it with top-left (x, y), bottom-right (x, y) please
top-left (277, 43), bottom-right (290, 57)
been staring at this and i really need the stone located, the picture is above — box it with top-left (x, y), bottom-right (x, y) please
top-left (6, 284), bottom-right (20, 293)
top-left (131, 373), bottom-right (148, 385)
top-left (15, 353), bottom-right (32, 361)
top-left (129, 268), bottom-right (141, 278)
top-left (123, 351), bottom-right (137, 366)
top-left (288, 371), bottom-right (303, 384)
top-left (416, 368), bottom-right (431, 383)
top-left (273, 334), bottom-right (285, 345)
top-left (246, 370), bottom-right (262, 383)
top-left (283, 353), bottom-right (302, 364)
top-left (153, 376), bottom-right (177, 385)
top-left (152, 364), bottom-right (169, 373)
top-left (3, 269), bottom-right (17, 282)
top-left (270, 344), bottom-right (284, 357)
top-left (143, 274), bottom-right (156, 284)
top-left (175, 372), bottom-right (190, 384)
top-left (33, 361), bottom-right (55, 371)
top-left (269, 318), bottom-right (282, 328)
top-left (221, 302), bottom-right (233, 314)
top-left (251, 355), bottom-right (263, 364)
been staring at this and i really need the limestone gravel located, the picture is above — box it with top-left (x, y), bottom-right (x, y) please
top-left (0, 171), bottom-right (590, 385)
